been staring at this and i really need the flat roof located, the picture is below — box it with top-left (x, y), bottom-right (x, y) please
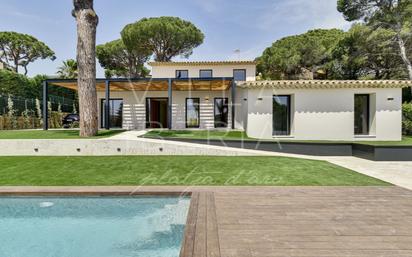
top-left (149, 60), bottom-right (256, 66)
top-left (237, 80), bottom-right (412, 89)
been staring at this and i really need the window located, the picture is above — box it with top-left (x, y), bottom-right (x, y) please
top-left (354, 94), bottom-right (370, 135)
top-left (199, 69), bottom-right (213, 78)
top-left (273, 95), bottom-right (291, 136)
top-left (100, 99), bottom-right (123, 128)
top-left (214, 98), bottom-right (229, 128)
top-left (186, 98), bottom-right (200, 128)
top-left (233, 69), bottom-right (246, 81)
top-left (176, 70), bottom-right (189, 79)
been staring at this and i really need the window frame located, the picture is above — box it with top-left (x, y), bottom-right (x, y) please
top-left (175, 70), bottom-right (189, 79)
top-left (199, 69), bottom-right (213, 78)
top-left (233, 69), bottom-right (247, 81)
top-left (213, 97), bottom-right (229, 128)
top-left (272, 95), bottom-right (291, 136)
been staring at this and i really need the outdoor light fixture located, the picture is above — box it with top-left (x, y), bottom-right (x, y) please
top-left (257, 97), bottom-right (263, 101)
top-left (205, 96), bottom-right (210, 102)
top-left (387, 97), bottom-right (394, 101)
top-left (243, 98), bottom-right (248, 101)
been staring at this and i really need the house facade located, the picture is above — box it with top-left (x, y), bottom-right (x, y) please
top-left (47, 61), bottom-right (411, 141)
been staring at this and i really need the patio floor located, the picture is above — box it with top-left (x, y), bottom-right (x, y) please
top-left (1, 186), bottom-right (412, 257)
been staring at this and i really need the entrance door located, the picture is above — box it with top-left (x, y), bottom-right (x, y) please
top-left (146, 98), bottom-right (168, 128)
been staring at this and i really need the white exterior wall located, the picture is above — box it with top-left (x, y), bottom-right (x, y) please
top-left (97, 90), bottom-right (231, 130)
top-left (244, 88), bottom-right (402, 141)
top-left (151, 64), bottom-right (256, 81)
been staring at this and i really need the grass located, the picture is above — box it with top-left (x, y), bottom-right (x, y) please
top-left (0, 130), bottom-right (125, 139)
top-left (143, 130), bottom-right (250, 140)
top-left (143, 130), bottom-right (412, 146)
top-left (356, 136), bottom-right (412, 146)
top-left (0, 156), bottom-right (388, 186)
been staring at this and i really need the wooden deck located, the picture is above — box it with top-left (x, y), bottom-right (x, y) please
top-left (179, 187), bottom-right (412, 257)
top-left (1, 186), bottom-right (412, 256)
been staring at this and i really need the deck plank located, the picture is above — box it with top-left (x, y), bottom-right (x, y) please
top-left (193, 192), bottom-right (207, 257)
top-left (206, 192), bottom-right (221, 257)
top-left (180, 192), bottom-right (200, 257)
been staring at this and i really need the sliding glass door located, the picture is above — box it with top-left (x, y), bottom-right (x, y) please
top-left (101, 99), bottom-right (123, 128)
top-left (273, 95), bottom-right (291, 136)
top-left (354, 94), bottom-right (370, 135)
top-left (214, 98), bottom-right (228, 128)
top-left (146, 98), bottom-right (168, 129)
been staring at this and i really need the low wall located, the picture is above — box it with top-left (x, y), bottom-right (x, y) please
top-left (0, 138), bottom-right (262, 156)
top-left (161, 138), bottom-right (353, 156)
top-left (352, 144), bottom-right (412, 161)
top-left (150, 138), bottom-right (412, 161)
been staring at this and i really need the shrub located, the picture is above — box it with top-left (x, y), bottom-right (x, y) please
top-left (7, 95), bottom-right (17, 129)
top-left (402, 103), bottom-right (412, 135)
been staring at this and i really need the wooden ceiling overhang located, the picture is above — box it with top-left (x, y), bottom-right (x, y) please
top-left (48, 78), bottom-right (234, 92)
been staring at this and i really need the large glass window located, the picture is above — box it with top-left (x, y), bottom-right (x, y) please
top-left (214, 98), bottom-right (229, 128)
top-left (101, 99), bottom-right (123, 128)
top-left (233, 69), bottom-right (246, 81)
top-left (186, 98), bottom-right (200, 128)
top-left (176, 70), bottom-right (189, 79)
top-left (273, 95), bottom-right (291, 136)
top-left (199, 69), bottom-right (213, 78)
top-left (354, 94), bottom-right (370, 135)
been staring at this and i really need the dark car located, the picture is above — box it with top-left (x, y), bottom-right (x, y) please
top-left (62, 114), bottom-right (80, 128)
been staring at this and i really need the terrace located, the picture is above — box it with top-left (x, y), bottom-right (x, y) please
top-left (44, 77), bottom-right (235, 130)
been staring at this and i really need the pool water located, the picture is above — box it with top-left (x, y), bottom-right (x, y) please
top-left (0, 196), bottom-right (190, 257)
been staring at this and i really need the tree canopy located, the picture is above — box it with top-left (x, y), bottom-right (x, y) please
top-left (257, 29), bottom-right (345, 79)
top-left (96, 39), bottom-right (150, 78)
top-left (330, 24), bottom-right (406, 80)
top-left (0, 31), bottom-right (56, 75)
top-left (337, 0), bottom-right (412, 80)
top-left (57, 59), bottom-right (78, 79)
top-left (121, 16), bottom-right (204, 62)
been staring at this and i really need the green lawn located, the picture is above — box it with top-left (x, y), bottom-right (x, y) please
top-left (143, 130), bottom-right (250, 140)
top-left (356, 136), bottom-right (412, 146)
top-left (143, 130), bottom-right (412, 146)
top-left (0, 130), bottom-right (125, 139)
top-left (0, 156), bottom-right (388, 186)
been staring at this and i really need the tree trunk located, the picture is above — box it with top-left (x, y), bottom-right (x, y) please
top-left (396, 32), bottom-right (412, 94)
top-left (72, 0), bottom-right (98, 137)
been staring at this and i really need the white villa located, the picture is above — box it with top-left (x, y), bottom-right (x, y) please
top-left (47, 61), bottom-right (412, 141)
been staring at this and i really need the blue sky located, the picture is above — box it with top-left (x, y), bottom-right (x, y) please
top-left (0, 0), bottom-right (351, 77)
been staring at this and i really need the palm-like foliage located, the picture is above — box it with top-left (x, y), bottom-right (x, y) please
top-left (57, 59), bottom-right (78, 79)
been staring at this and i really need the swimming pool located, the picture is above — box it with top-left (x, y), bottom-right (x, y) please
top-left (0, 196), bottom-right (190, 257)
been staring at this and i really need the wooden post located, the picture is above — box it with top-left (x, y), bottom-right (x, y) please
top-left (168, 78), bottom-right (173, 129)
top-left (231, 80), bottom-right (236, 129)
top-left (105, 80), bottom-right (110, 130)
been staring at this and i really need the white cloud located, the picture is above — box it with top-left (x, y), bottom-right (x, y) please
top-left (191, 0), bottom-right (220, 14)
top-left (257, 0), bottom-right (351, 31)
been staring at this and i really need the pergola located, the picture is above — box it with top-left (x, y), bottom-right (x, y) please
top-left (43, 77), bottom-right (236, 130)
